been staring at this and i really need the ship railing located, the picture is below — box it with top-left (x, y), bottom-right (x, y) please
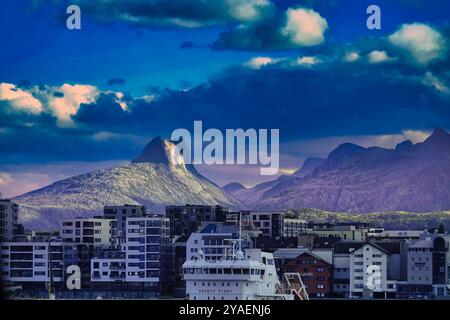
top-left (277, 273), bottom-right (310, 300)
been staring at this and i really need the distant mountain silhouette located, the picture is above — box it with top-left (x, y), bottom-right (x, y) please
top-left (225, 128), bottom-right (450, 213)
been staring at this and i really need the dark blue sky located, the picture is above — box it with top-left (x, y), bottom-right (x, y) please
top-left (1, 0), bottom-right (449, 196)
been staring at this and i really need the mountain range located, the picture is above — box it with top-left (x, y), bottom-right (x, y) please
top-left (224, 128), bottom-right (450, 213)
top-left (14, 128), bottom-right (450, 230)
top-left (15, 137), bottom-right (244, 230)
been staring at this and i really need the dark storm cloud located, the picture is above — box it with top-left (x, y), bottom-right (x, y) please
top-left (2, 35), bottom-right (450, 164)
top-left (74, 57), bottom-right (450, 139)
top-left (58, 0), bottom-right (274, 28)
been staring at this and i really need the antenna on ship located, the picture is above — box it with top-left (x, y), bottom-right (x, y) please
top-left (236, 211), bottom-right (244, 260)
top-left (224, 211), bottom-right (244, 261)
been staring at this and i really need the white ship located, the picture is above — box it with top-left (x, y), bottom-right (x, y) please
top-left (182, 237), bottom-right (309, 301)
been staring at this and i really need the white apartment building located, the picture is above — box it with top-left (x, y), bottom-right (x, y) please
top-left (407, 240), bottom-right (433, 286)
top-left (125, 216), bottom-right (170, 282)
top-left (1, 242), bottom-right (64, 283)
top-left (60, 217), bottom-right (114, 246)
top-left (0, 199), bottom-right (18, 242)
top-left (91, 250), bottom-right (127, 283)
top-left (349, 242), bottom-right (396, 298)
top-left (103, 205), bottom-right (147, 243)
top-left (334, 241), bottom-right (398, 298)
top-left (399, 234), bottom-right (450, 298)
top-left (89, 215), bottom-right (173, 295)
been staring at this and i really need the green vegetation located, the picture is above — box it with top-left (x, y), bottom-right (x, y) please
top-left (286, 208), bottom-right (450, 231)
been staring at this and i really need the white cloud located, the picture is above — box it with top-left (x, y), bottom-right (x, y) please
top-left (0, 82), bottom-right (136, 127)
top-left (228, 0), bottom-right (272, 22)
top-left (368, 50), bottom-right (395, 64)
top-left (422, 72), bottom-right (450, 94)
top-left (343, 51), bottom-right (361, 62)
top-left (388, 23), bottom-right (447, 65)
top-left (280, 7), bottom-right (328, 47)
top-left (47, 84), bottom-right (99, 127)
top-left (244, 56), bottom-right (278, 69)
top-left (402, 129), bottom-right (431, 143)
top-left (0, 83), bottom-right (43, 114)
top-left (293, 56), bottom-right (321, 67)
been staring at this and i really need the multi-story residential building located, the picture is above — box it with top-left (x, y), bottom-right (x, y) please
top-left (234, 211), bottom-right (284, 239)
top-left (90, 250), bottom-right (127, 289)
top-left (60, 217), bottom-right (114, 246)
top-left (398, 233), bottom-right (450, 298)
top-left (103, 205), bottom-right (147, 243)
top-left (166, 205), bottom-right (229, 237)
top-left (1, 242), bottom-right (64, 289)
top-left (283, 217), bottom-right (309, 238)
top-left (308, 222), bottom-right (369, 241)
top-left (0, 199), bottom-right (18, 242)
top-left (62, 242), bottom-right (96, 289)
top-left (349, 242), bottom-right (397, 298)
top-left (283, 252), bottom-right (333, 298)
top-left (333, 241), bottom-right (401, 298)
top-left (123, 215), bottom-right (173, 295)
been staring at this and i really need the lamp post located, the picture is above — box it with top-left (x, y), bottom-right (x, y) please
top-left (47, 238), bottom-right (56, 300)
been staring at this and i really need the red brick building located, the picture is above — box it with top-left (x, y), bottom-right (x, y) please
top-left (283, 252), bottom-right (333, 298)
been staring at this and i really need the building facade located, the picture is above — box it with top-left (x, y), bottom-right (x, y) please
top-left (60, 217), bottom-right (114, 246)
top-left (123, 216), bottom-right (173, 295)
top-left (103, 205), bottom-right (147, 243)
top-left (283, 217), bottom-right (309, 238)
top-left (398, 234), bottom-right (450, 298)
top-left (1, 242), bottom-right (64, 287)
top-left (283, 252), bottom-right (333, 298)
top-left (0, 199), bottom-right (18, 242)
top-left (166, 205), bottom-right (228, 237)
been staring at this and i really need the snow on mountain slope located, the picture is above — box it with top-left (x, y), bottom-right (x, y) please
top-left (14, 137), bottom-right (245, 230)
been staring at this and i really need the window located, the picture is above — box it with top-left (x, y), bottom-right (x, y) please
top-left (317, 267), bottom-right (325, 272)
top-left (316, 277), bottom-right (325, 281)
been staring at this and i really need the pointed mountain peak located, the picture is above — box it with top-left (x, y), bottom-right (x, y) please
top-left (395, 139), bottom-right (413, 151)
top-left (430, 127), bottom-right (449, 139)
top-left (131, 136), bottom-right (171, 165)
top-left (423, 128), bottom-right (450, 146)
